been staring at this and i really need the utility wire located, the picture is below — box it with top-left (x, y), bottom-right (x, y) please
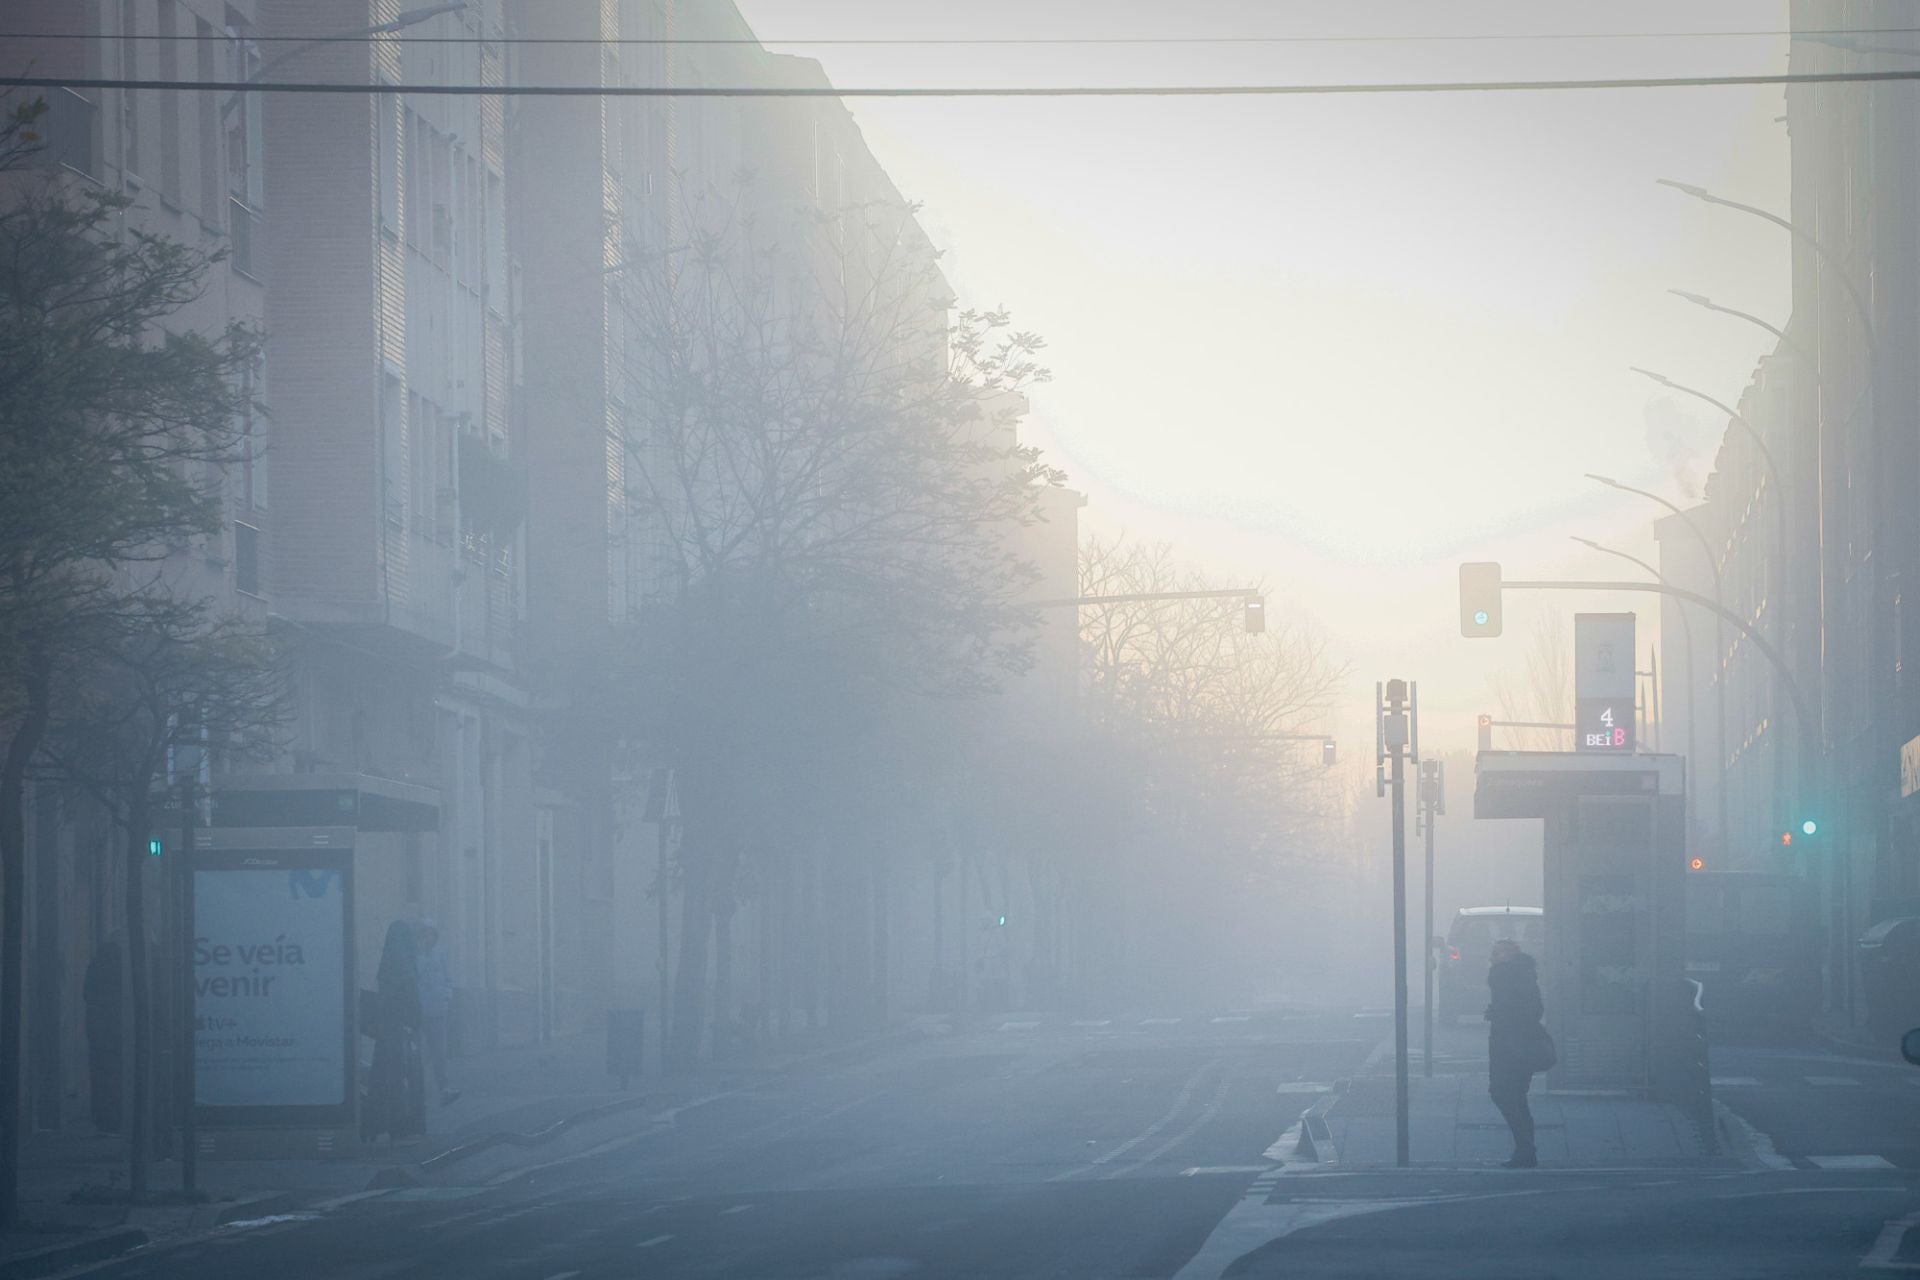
top-left (4, 69), bottom-right (1919, 98)
top-left (0, 25), bottom-right (1909, 47)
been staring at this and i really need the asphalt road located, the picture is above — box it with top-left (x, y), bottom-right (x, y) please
top-left (62, 1011), bottom-right (1920, 1279)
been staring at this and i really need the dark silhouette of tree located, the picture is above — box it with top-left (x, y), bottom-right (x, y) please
top-left (612, 185), bottom-right (1060, 1067)
top-left (0, 97), bottom-right (259, 1222)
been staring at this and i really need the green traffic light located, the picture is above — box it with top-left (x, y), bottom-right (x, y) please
top-left (148, 838), bottom-right (163, 857)
top-left (1801, 819), bottom-right (1818, 837)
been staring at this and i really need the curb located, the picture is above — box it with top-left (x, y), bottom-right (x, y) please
top-left (0, 1227), bottom-right (148, 1280)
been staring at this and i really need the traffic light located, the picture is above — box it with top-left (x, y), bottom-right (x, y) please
top-left (1459, 562), bottom-right (1503, 638)
top-left (1689, 856), bottom-right (1705, 872)
top-left (1801, 819), bottom-right (1818, 837)
top-left (148, 837), bottom-right (163, 858)
top-left (1321, 738), bottom-right (1337, 767)
top-left (1477, 714), bottom-right (1493, 752)
top-left (1244, 596), bottom-right (1266, 634)
top-left (1781, 831), bottom-right (1794, 847)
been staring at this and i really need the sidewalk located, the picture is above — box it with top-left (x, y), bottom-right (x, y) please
top-left (2, 1029), bottom-right (666, 1275)
top-left (1308, 1071), bottom-right (1717, 1169)
top-left (2, 1018), bottom-right (923, 1274)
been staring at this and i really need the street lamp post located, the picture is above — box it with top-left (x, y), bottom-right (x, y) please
top-left (1632, 365), bottom-right (1800, 844)
top-left (1587, 474), bottom-right (1730, 856)
top-left (1572, 537), bottom-right (1699, 850)
top-left (1658, 176), bottom-right (1875, 1015)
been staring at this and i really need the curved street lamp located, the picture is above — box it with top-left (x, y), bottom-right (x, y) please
top-left (1586, 472), bottom-right (1730, 852)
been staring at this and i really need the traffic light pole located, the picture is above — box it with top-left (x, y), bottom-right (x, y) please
top-left (1376, 680), bottom-right (1416, 1168)
top-left (1417, 759), bottom-right (1443, 1079)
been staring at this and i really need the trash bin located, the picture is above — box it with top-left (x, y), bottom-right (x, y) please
top-left (606, 1009), bottom-right (645, 1088)
top-left (1857, 917), bottom-right (1920, 1042)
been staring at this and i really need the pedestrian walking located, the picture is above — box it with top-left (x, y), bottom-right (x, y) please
top-left (415, 917), bottom-right (460, 1107)
top-left (362, 919), bottom-right (427, 1142)
top-left (1486, 936), bottom-right (1554, 1168)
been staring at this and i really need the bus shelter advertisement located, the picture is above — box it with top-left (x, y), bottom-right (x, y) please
top-left (194, 862), bottom-right (350, 1110)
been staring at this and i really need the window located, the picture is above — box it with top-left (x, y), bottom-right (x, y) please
top-left (234, 521), bottom-right (261, 596)
top-left (382, 374), bottom-right (407, 527)
top-left (377, 93), bottom-right (400, 235)
top-left (119, 0), bottom-right (142, 180)
top-left (237, 352), bottom-right (265, 509)
top-left (157, 0), bottom-right (181, 202)
top-left (225, 13), bottom-right (263, 208)
top-left (196, 19), bottom-right (219, 220)
top-left (44, 87), bottom-right (98, 179)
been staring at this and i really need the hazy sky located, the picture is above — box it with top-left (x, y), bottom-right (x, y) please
top-left (733, 0), bottom-right (1793, 759)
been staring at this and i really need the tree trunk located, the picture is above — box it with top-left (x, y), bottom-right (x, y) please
top-left (667, 840), bottom-right (712, 1073)
top-left (0, 651), bottom-right (51, 1228)
top-left (123, 807), bottom-right (152, 1202)
top-left (712, 906), bottom-right (733, 1054)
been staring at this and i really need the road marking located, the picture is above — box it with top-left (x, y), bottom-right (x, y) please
top-left (721, 1204), bottom-right (753, 1215)
top-left (1107, 1075), bottom-right (1234, 1179)
top-left (1865, 1208), bottom-right (1920, 1270)
top-left (542, 1273), bottom-right (582, 1280)
top-left (1141, 1017), bottom-right (1182, 1026)
top-left (1805, 1075), bottom-right (1862, 1087)
top-left (1710, 1076), bottom-right (1762, 1087)
top-left (1211, 1015), bottom-right (1251, 1024)
top-left (1181, 1166), bottom-right (1271, 1176)
top-left (1277, 1081), bottom-right (1336, 1093)
top-left (636, 1235), bottom-right (674, 1249)
top-left (1051, 1059), bottom-right (1221, 1181)
top-left (1072, 1019), bottom-right (1112, 1027)
top-left (999, 1020), bottom-right (1040, 1031)
top-left (1809, 1154), bottom-right (1896, 1170)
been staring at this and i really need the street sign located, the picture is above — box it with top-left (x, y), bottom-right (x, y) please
top-left (1575, 614), bottom-right (1635, 754)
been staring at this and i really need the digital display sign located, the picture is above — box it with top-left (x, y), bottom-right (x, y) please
top-left (1576, 696), bottom-right (1634, 753)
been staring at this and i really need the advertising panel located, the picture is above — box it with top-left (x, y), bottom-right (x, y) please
top-left (193, 842), bottom-right (354, 1120)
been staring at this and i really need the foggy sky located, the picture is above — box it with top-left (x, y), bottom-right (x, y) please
top-left (733, 0), bottom-right (1792, 758)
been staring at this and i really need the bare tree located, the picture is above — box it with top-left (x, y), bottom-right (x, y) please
top-left (1070, 535), bottom-right (1345, 1001)
top-left (0, 101), bottom-right (258, 1223)
top-left (612, 184), bottom-right (1061, 1066)
top-left (1491, 613), bottom-right (1574, 751)
top-left (42, 606), bottom-right (286, 1201)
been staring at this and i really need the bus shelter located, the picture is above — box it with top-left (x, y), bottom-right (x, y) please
top-left (1475, 751), bottom-right (1699, 1104)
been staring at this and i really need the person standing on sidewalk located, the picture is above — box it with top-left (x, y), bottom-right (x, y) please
top-left (415, 918), bottom-right (460, 1107)
top-left (363, 920), bottom-right (427, 1142)
top-left (1487, 937), bottom-right (1553, 1168)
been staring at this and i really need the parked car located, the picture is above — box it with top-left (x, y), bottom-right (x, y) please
top-left (1435, 906), bottom-right (1545, 1025)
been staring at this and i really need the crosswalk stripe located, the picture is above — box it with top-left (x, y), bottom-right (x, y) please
top-left (999, 1020), bottom-right (1040, 1031)
top-left (1072, 1019), bottom-right (1113, 1027)
top-left (1804, 1075), bottom-right (1862, 1087)
top-left (1211, 1015), bottom-right (1252, 1024)
top-left (1808, 1154), bottom-right (1895, 1170)
top-left (1141, 1017), bottom-right (1182, 1026)
top-left (1710, 1076), bottom-right (1761, 1087)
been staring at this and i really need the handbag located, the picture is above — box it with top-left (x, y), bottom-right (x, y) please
top-left (1520, 1021), bottom-right (1558, 1074)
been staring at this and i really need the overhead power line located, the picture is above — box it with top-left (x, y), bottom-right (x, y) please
top-left (4, 69), bottom-right (1920, 98)
top-left (0, 25), bottom-right (1914, 47)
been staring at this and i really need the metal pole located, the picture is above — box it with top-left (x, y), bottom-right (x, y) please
top-left (1381, 679), bottom-right (1412, 1167)
top-left (177, 777), bottom-right (196, 1194)
top-left (1422, 762), bottom-right (1435, 1079)
top-left (657, 819), bottom-right (671, 1065)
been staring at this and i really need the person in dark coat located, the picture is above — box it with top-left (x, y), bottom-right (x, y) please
top-left (362, 920), bottom-right (426, 1142)
top-left (1486, 937), bottom-right (1546, 1168)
